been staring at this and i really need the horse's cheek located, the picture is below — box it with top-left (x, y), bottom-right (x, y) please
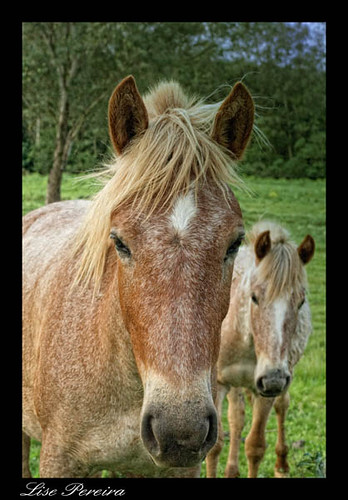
top-left (117, 263), bottom-right (133, 329)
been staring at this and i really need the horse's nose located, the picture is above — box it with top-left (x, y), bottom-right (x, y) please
top-left (256, 369), bottom-right (291, 397)
top-left (141, 406), bottom-right (217, 468)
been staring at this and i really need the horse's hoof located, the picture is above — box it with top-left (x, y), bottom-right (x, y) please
top-left (224, 465), bottom-right (240, 478)
top-left (274, 468), bottom-right (290, 478)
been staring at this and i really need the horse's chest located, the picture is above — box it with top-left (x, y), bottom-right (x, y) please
top-left (82, 408), bottom-right (155, 474)
top-left (219, 361), bottom-right (256, 390)
top-left (218, 333), bottom-right (256, 390)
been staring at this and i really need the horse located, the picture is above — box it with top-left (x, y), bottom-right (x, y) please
top-left (22, 75), bottom-right (254, 478)
top-left (206, 221), bottom-right (315, 478)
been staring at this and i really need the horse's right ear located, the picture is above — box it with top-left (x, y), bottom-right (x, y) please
top-left (212, 82), bottom-right (254, 160)
top-left (108, 75), bottom-right (149, 155)
top-left (298, 235), bottom-right (315, 265)
top-left (255, 230), bottom-right (271, 262)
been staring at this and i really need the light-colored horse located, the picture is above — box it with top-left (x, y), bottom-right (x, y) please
top-left (206, 221), bottom-right (315, 478)
top-left (22, 76), bottom-right (254, 477)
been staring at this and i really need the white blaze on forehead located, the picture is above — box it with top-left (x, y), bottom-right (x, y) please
top-left (255, 297), bottom-right (289, 380)
top-left (273, 297), bottom-right (288, 346)
top-left (169, 191), bottom-right (197, 234)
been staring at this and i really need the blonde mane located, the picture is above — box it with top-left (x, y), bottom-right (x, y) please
top-left (72, 81), bottom-right (245, 292)
top-left (247, 221), bottom-right (307, 302)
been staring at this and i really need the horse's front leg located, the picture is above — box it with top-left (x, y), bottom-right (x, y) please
top-left (22, 431), bottom-right (32, 478)
top-left (224, 387), bottom-right (245, 478)
top-left (244, 395), bottom-right (274, 478)
top-left (274, 391), bottom-right (290, 477)
top-left (39, 429), bottom-right (89, 478)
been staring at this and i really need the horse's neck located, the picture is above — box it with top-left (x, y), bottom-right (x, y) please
top-left (220, 256), bottom-right (254, 362)
top-left (230, 248), bottom-right (254, 343)
top-left (230, 280), bottom-right (253, 345)
top-left (218, 260), bottom-right (255, 385)
top-left (288, 302), bottom-right (312, 369)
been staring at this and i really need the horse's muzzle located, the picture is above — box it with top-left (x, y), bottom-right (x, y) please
top-left (141, 405), bottom-right (218, 468)
top-left (255, 368), bottom-right (291, 397)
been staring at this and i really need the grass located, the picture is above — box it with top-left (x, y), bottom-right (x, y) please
top-left (22, 172), bottom-right (326, 478)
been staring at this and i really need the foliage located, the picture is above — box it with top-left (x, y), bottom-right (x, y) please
top-left (23, 22), bottom-right (325, 184)
top-left (296, 451), bottom-right (326, 478)
top-left (22, 173), bottom-right (326, 478)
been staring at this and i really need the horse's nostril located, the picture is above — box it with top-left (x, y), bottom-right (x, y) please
top-left (141, 413), bottom-right (160, 457)
top-left (256, 376), bottom-right (265, 393)
top-left (205, 411), bottom-right (218, 450)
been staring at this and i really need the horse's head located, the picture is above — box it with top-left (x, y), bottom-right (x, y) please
top-left (106, 76), bottom-right (253, 467)
top-left (248, 223), bottom-right (315, 398)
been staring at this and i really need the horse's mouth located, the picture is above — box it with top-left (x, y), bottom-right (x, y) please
top-left (148, 448), bottom-right (204, 469)
top-left (258, 390), bottom-right (282, 398)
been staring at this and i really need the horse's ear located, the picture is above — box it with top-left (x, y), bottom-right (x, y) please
top-left (212, 82), bottom-right (254, 159)
top-left (255, 230), bottom-right (271, 262)
top-left (108, 75), bottom-right (149, 155)
top-left (298, 235), bottom-right (315, 265)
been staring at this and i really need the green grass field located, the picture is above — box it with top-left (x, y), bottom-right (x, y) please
top-left (22, 173), bottom-right (326, 478)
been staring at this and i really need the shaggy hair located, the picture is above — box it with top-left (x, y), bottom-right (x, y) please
top-left (72, 81), bottom-right (246, 291)
top-left (247, 221), bottom-right (307, 303)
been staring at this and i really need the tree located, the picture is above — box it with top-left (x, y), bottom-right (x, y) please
top-left (23, 22), bottom-right (221, 202)
top-left (23, 23), bottom-right (147, 203)
top-left (209, 22), bottom-right (325, 177)
top-left (23, 22), bottom-right (326, 187)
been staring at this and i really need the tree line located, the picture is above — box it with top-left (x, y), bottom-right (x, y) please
top-left (22, 22), bottom-right (326, 203)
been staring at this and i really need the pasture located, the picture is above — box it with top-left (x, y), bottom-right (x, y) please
top-left (22, 173), bottom-right (326, 478)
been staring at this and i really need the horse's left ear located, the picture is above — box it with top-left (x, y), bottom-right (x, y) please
top-left (212, 82), bottom-right (254, 160)
top-left (255, 230), bottom-right (271, 262)
top-left (298, 235), bottom-right (315, 265)
top-left (108, 75), bottom-right (149, 155)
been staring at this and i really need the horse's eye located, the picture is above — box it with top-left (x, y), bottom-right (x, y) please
top-left (224, 234), bottom-right (244, 262)
top-left (251, 293), bottom-right (259, 305)
top-left (110, 233), bottom-right (131, 258)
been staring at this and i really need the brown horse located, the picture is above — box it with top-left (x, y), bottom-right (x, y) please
top-left (206, 221), bottom-right (315, 478)
top-left (22, 76), bottom-right (254, 477)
